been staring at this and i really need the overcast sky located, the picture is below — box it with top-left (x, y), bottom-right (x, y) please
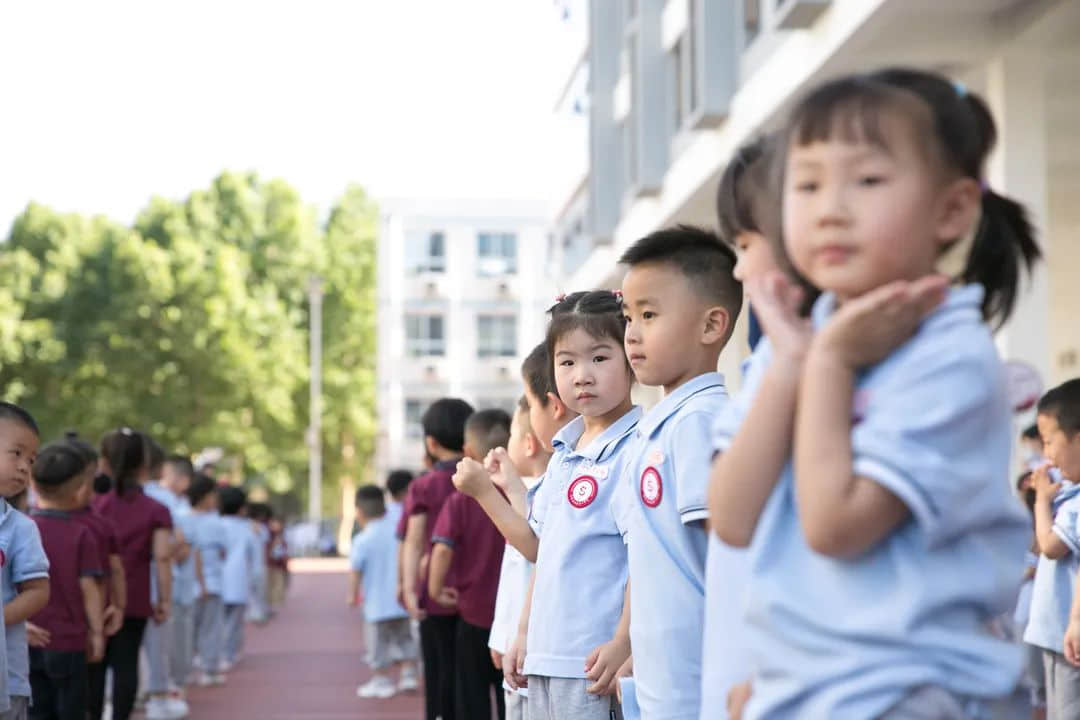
top-left (0, 0), bottom-right (587, 233)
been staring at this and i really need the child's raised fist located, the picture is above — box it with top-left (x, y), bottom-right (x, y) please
top-left (452, 457), bottom-right (490, 498)
top-left (485, 448), bottom-right (522, 494)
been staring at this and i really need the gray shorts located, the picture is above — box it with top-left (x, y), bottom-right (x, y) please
top-left (1043, 649), bottom-right (1080, 719)
top-left (0, 695), bottom-right (28, 720)
top-left (878, 686), bottom-right (989, 720)
top-left (526, 676), bottom-right (622, 720)
top-left (365, 617), bottom-right (418, 670)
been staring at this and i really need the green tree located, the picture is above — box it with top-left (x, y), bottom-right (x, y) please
top-left (0, 172), bottom-right (379, 518)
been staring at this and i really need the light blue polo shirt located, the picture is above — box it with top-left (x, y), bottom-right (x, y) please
top-left (1023, 479), bottom-right (1080, 653)
top-left (0, 564), bottom-right (7, 713)
top-left (190, 511), bottom-right (227, 597)
top-left (172, 501), bottom-right (201, 607)
top-left (350, 515), bottom-right (408, 624)
top-left (524, 406), bottom-right (640, 679)
top-left (701, 355), bottom-right (760, 720)
top-left (145, 482), bottom-right (180, 605)
top-left (221, 516), bottom-right (257, 605)
top-left (617, 373), bottom-right (727, 720)
top-left (713, 286), bottom-right (1028, 719)
top-left (0, 498), bottom-right (50, 699)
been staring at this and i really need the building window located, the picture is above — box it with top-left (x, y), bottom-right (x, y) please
top-left (406, 231), bottom-right (446, 274)
top-left (476, 232), bottom-right (517, 276)
top-left (670, 37), bottom-right (684, 133)
top-left (477, 315), bottom-right (517, 358)
top-left (405, 399), bottom-right (427, 438)
top-left (405, 315), bottom-right (445, 356)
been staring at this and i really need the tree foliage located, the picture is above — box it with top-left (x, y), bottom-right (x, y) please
top-left (0, 172), bottom-right (377, 516)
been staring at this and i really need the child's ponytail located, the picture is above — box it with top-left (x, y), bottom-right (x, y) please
top-left (964, 189), bottom-right (1040, 328)
top-left (100, 427), bottom-right (146, 496)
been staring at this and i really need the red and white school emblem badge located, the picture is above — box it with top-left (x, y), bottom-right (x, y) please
top-left (640, 467), bottom-right (662, 508)
top-left (568, 475), bottom-right (598, 508)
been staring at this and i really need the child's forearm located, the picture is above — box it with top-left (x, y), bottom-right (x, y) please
top-left (794, 350), bottom-right (908, 557)
top-left (153, 529), bottom-right (172, 606)
top-left (614, 581), bottom-right (631, 641)
top-left (709, 362), bottom-right (801, 547)
top-left (1035, 495), bottom-right (1070, 559)
top-left (348, 571), bottom-right (360, 603)
top-left (109, 555), bottom-right (126, 613)
top-left (427, 544), bottom-right (453, 600)
top-left (475, 485), bottom-right (538, 562)
top-left (402, 515), bottom-right (426, 599)
top-left (80, 577), bottom-right (105, 635)
top-left (4, 578), bottom-right (49, 625)
top-left (194, 549), bottom-right (206, 593)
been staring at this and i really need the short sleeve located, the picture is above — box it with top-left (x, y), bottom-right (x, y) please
top-left (431, 497), bottom-right (460, 549)
top-left (1053, 497), bottom-right (1080, 556)
top-left (151, 499), bottom-right (173, 531)
top-left (409, 477), bottom-right (431, 516)
top-left (13, 518), bottom-right (50, 584)
top-left (851, 345), bottom-right (1007, 548)
top-left (712, 340), bottom-right (772, 455)
top-left (79, 529), bottom-right (104, 578)
top-left (527, 473), bottom-right (550, 536)
top-left (671, 410), bottom-right (721, 524)
top-left (349, 534), bottom-right (367, 572)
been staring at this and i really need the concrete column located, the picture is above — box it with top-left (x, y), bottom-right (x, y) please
top-left (985, 49), bottom-right (1051, 388)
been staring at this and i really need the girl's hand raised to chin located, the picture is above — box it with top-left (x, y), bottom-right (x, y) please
top-left (745, 272), bottom-right (813, 367)
top-left (813, 275), bottom-right (948, 370)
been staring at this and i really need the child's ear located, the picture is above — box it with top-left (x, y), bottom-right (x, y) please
top-left (702, 306), bottom-right (731, 347)
top-left (934, 177), bottom-right (982, 251)
top-left (548, 393), bottom-right (567, 421)
top-left (524, 431), bottom-right (540, 459)
top-left (424, 436), bottom-right (438, 457)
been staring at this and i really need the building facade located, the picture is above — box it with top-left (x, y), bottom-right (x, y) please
top-left (552, 0), bottom-right (1080, 401)
top-left (375, 199), bottom-right (552, 479)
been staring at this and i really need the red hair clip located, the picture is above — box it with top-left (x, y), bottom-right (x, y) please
top-left (555, 293), bottom-right (567, 303)
top-left (612, 290), bottom-right (623, 299)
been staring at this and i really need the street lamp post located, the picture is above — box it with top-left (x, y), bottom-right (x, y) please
top-left (308, 275), bottom-right (324, 526)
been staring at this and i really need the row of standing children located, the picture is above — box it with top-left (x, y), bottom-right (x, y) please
top-left (374, 65), bottom-right (1062, 720)
top-left (0, 411), bottom-right (288, 720)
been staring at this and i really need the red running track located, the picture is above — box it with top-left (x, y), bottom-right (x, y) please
top-left (185, 558), bottom-right (423, 719)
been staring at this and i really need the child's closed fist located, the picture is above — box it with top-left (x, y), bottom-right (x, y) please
top-left (452, 458), bottom-right (490, 498)
top-left (1032, 464), bottom-right (1062, 500)
top-left (485, 448), bottom-right (523, 494)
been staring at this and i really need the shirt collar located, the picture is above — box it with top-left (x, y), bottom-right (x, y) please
top-left (552, 406), bottom-right (642, 462)
top-left (31, 508), bottom-right (70, 519)
top-left (0, 497), bottom-right (10, 527)
top-left (433, 458), bottom-right (461, 472)
top-left (811, 284), bottom-right (985, 332)
top-left (637, 372), bottom-right (727, 438)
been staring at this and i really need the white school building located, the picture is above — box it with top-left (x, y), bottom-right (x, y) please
top-left (548, 0), bottom-right (1080, 404)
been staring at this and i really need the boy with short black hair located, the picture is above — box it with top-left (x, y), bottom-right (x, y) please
top-left (28, 442), bottom-right (104, 720)
top-left (0, 402), bottom-right (50, 720)
top-left (617, 225), bottom-right (742, 719)
top-left (429, 409), bottom-right (512, 720)
top-left (385, 470), bottom-right (412, 535)
top-left (162, 455), bottom-right (199, 702)
top-left (349, 485), bottom-right (418, 698)
top-left (1030, 379), bottom-right (1080, 717)
top-left (187, 475), bottom-right (227, 688)
top-left (400, 397), bottom-right (474, 720)
top-left (218, 486), bottom-right (256, 673)
top-left (488, 395), bottom-right (554, 720)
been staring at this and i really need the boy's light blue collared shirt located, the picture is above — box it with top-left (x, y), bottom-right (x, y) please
top-left (172, 501), bottom-right (201, 606)
top-left (221, 516), bottom-right (257, 605)
top-left (350, 515), bottom-right (408, 624)
top-left (712, 286), bottom-right (1028, 720)
top-left (1023, 479), bottom-right (1080, 653)
top-left (0, 498), bottom-right (50, 698)
top-left (619, 372), bottom-right (728, 720)
top-left (524, 406), bottom-right (640, 679)
top-left (190, 511), bottom-right (227, 597)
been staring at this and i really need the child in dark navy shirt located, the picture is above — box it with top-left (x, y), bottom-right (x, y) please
top-left (29, 442), bottom-right (105, 720)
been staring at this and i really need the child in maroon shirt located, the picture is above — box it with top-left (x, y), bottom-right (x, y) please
top-left (29, 443), bottom-right (105, 720)
top-left (430, 408), bottom-right (512, 720)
